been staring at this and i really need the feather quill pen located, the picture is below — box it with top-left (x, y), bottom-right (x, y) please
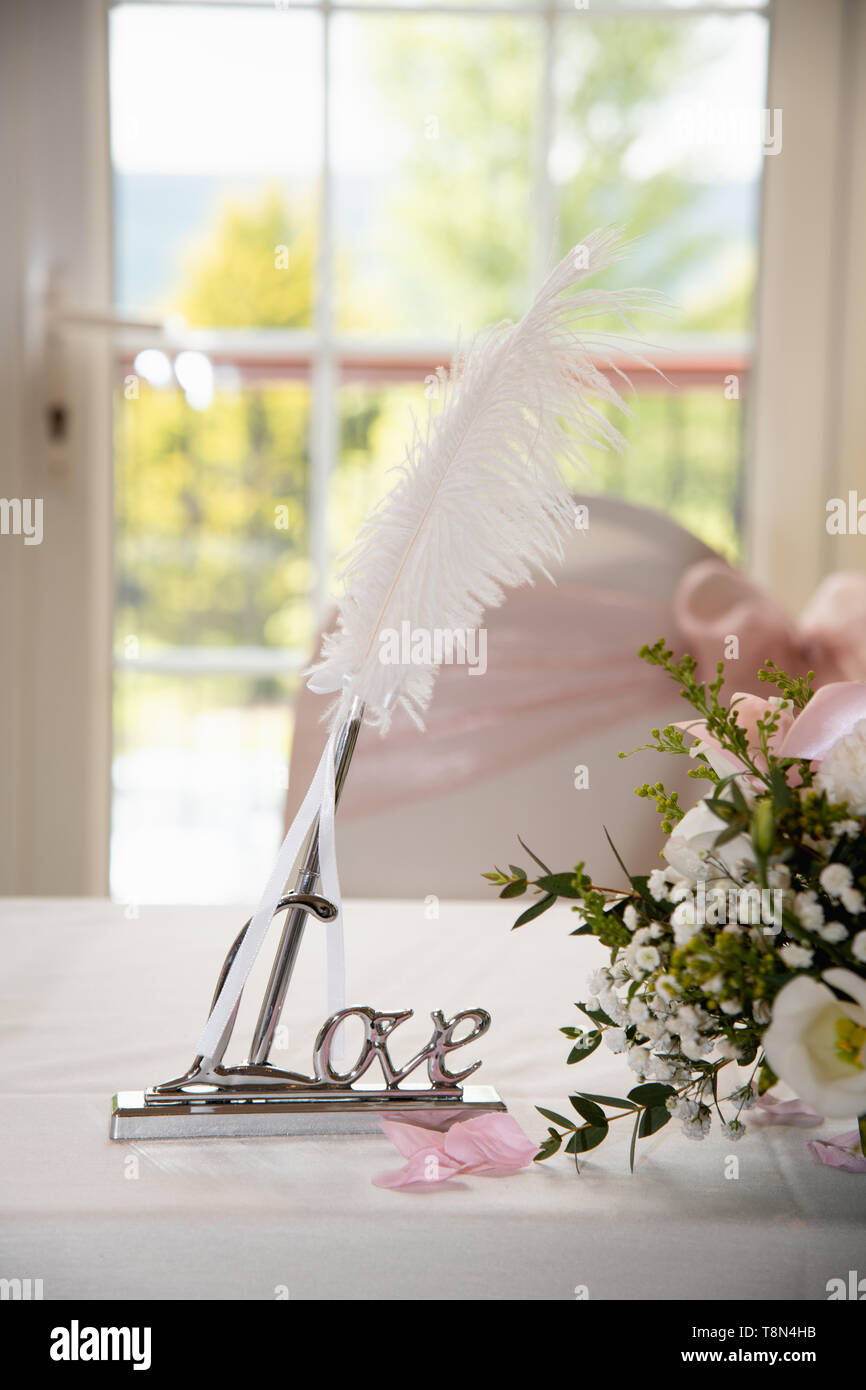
top-left (309, 227), bottom-right (662, 732)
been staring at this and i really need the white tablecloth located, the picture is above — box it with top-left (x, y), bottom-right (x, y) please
top-left (1, 898), bottom-right (864, 1300)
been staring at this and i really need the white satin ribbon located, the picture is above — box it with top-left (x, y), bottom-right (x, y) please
top-left (196, 730), bottom-right (344, 1062)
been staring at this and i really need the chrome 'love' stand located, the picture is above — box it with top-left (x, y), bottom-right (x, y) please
top-left (110, 230), bottom-right (644, 1141)
top-left (110, 698), bottom-right (504, 1138)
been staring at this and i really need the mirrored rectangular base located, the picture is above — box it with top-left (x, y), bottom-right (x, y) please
top-left (110, 1084), bottom-right (506, 1139)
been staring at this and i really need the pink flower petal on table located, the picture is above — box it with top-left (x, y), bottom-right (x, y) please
top-left (807, 1131), bottom-right (866, 1173)
top-left (753, 1093), bottom-right (823, 1127)
top-left (372, 1146), bottom-right (465, 1191)
top-left (443, 1112), bottom-right (537, 1176)
top-left (377, 1117), bottom-right (449, 1160)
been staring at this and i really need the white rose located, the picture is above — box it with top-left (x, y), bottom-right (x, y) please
top-left (762, 969), bottom-right (866, 1118)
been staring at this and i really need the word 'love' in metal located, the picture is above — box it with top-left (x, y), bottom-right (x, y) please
top-left (314, 1006), bottom-right (490, 1090)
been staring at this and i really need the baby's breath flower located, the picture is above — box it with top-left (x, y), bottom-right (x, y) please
top-left (779, 942), bottom-right (814, 970)
top-left (852, 930), bottom-right (866, 963)
top-left (793, 890), bottom-right (824, 931)
top-left (840, 885), bottom-right (865, 915)
top-left (819, 863), bottom-right (853, 897)
top-left (819, 920), bottom-right (848, 943)
top-left (626, 1045), bottom-right (651, 1074)
top-left (681, 1109), bottom-right (712, 1141)
top-left (766, 863), bottom-right (791, 889)
top-left (836, 819), bottom-right (861, 838)
top-left (722, 1119), bottom-right (746, 1142)
top-left (635, 945), bottom-right (660, 973)
top-left (647, 868), bottom-right (669, 902)
top-left (752, 999), bottom-right (771, 1025)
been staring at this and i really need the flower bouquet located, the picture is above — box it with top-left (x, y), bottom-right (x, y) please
top-left (486, 642), bottom-right (866, 1172)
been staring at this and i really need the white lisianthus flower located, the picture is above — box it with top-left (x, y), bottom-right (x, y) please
top-left (663, 801), bottom-right (753, 885)
top-left (815, 718), bottom-right (866, 815)
top-left (668, 879), bottom-right (693, 905)
top-left (647, 868), bottom-right (669, 902)
top-left (852, 930), bottom-right (866, 963)
top-left (779, 942), bottom-right (814, 970)
top-left (819, 863), bottom-right (853, 898)
top-left (762, 968), bottom-right (866, 1118)
top-left (721, 998), bottom-right (742, 1016)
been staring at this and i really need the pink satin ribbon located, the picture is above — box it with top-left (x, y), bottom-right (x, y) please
top-left (289, 559), bottom-right (866, 824)
top-left (674, 561), bottom-right (866, 688)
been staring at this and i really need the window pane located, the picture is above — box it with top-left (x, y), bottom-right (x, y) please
top-left (115, 377), bottom-right (313, 657)
top-left (552, 13), bottom-right (768, 332)
top-left (332, 381), bottom-right (427, 569)
top-left (331, 13), bottom-right (542, 336)
top-left (111, 671), bottom-right (298, 905)
top-left (110, 3), bottom-right (322, 325)
top-left (580, 390), bottom-right (744, 561)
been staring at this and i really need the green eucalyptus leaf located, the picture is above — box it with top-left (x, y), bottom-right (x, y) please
top-left (566, 1121), bottom-right (609, 1154)
top-left (569, 1095), bottom-right (606, 1126)
top-left (536, 1107), bottom-right (575, 1131)
top-left (567, 1031), bottom-right (601, 1064)
top-left (629, 1112), bottom-right (641, 1174)
top-left (535, 872), bottom-right (584, 898)
top-left (638, 1106), bottom-right (672, 1138)
top-left (627, 1082), bottom-right (676, 1107)
top-left (512, 893), bottom-right (556, 926)
top-left (500, 879), bottom-right (527, 899)
top-left (578, 1093), bottom-right (638, 1111)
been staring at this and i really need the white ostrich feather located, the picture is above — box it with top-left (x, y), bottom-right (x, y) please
top-left (308, 227), bottom-right (662, 732)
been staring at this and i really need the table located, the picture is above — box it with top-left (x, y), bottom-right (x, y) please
top-left (2, 898), bottom-right (864, 1301)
